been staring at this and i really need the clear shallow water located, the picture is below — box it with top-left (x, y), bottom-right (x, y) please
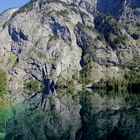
top-left (0, 101), bottom-right (14, 140)
top-left (0, 89), bottom-right (140, 140)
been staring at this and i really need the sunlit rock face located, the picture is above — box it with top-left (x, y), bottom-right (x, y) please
top-left (0, 8), bottom-right (18, 27)
top-left (0, 0), bottom-right (140, 94)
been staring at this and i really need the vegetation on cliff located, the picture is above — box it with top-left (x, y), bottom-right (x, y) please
top-left (0, 69), bottom-right (8, 100)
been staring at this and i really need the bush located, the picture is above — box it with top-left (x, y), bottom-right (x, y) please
top-left (79, 57), bottom-right (93, 86)
top-left (113, 35), bottom-right (126, 45)
top-left (98, 71), bottom-right (140, 94)
top-left (124, 71), bottom-right (140, 93)
top-left (109, 35), bottom-right (127, 49)
top-left (126, 56), bottom-right (140, 70)
top-left (56, 10), bottom-right (69, 17)
top-left (99, 76), bottom-right (128, 92)
top-left (24, 79), bottom-right (43, 93)
top-left (0, 70), bottom-right (8, 99)
top-left (76, 22), bottom-right (84, 30)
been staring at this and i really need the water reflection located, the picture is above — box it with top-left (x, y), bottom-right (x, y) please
top-left (0, 88), bottom-right (140, 140)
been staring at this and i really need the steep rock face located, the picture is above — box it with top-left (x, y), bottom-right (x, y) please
top-left (97, 0), bottom-right (125, 17)
top-left (0, 0), bottom-right (83, 93)
top-left (0, 0), bottom-right (140, 95)
top-left (97, 0), bottom-right (140, 40)
top-left (97, 0), bottom-right (140, 19)
top-left (94, 15), bottom-right (140, 64)
top-left (0, 8), bottom-right (18, 27)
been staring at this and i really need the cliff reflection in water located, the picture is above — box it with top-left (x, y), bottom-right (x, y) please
top-left (1, 88), bottom-right (139, 140)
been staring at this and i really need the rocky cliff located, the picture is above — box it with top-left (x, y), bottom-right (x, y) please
top-left (0, 0), bottom-right (140, 90)
top-left (0, 0), bottom-right (140, 140)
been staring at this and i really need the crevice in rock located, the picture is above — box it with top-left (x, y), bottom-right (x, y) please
top-left (8, 25), bottom-right (28, 42)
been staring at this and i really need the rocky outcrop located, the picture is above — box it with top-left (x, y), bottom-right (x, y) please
top-left (0, 8), bottom-right (18, 27)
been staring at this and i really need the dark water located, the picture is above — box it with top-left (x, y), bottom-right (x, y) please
top-left (0, 89), bottom-right (140, 140)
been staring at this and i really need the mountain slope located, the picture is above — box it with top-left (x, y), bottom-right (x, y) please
top-left (0, 0), bottom-right (140, 93)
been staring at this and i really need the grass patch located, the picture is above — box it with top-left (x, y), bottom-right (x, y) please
top-left (129, 27), bottom-right (140, 35)
top-left (136, 38), bottom-right (140, 45)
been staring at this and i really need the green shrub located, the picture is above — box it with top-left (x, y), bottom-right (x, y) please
top-left (129, 26), bottom-right (140, 35)
top-left (109, 35), bottom-right (127, 49)
top-left (98, 71), bottom-right (140, 94)
top-left (79, 57), bottom-right (94, 86)
top-left (76, 22), bottom-right (84, 30)
top-left (126, 56), bottom-right (140, 70)
top-left (104, 76), bottom-right (128, 92)
top-left (113, 35), bottom-right (126, 44)
top-left (24, 79), bottom-right (43, 93)
top-left (56, 75), bottom-right (76, 92)
top-left (70, 7), bottom-right (78, 14)
top-left (96, 34), bottom-right (105, 41)
top-left (124, 71), bottom-right (140, 93)
top-left (0, 70), bottom-right (8, 99)
top-left (86, 25), bottom-right (95, 31)
top-left (56, 10), bottom-right (69, 17)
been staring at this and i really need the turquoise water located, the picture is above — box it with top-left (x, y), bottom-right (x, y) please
top-left (0, 89), bottom-right (139, 140)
